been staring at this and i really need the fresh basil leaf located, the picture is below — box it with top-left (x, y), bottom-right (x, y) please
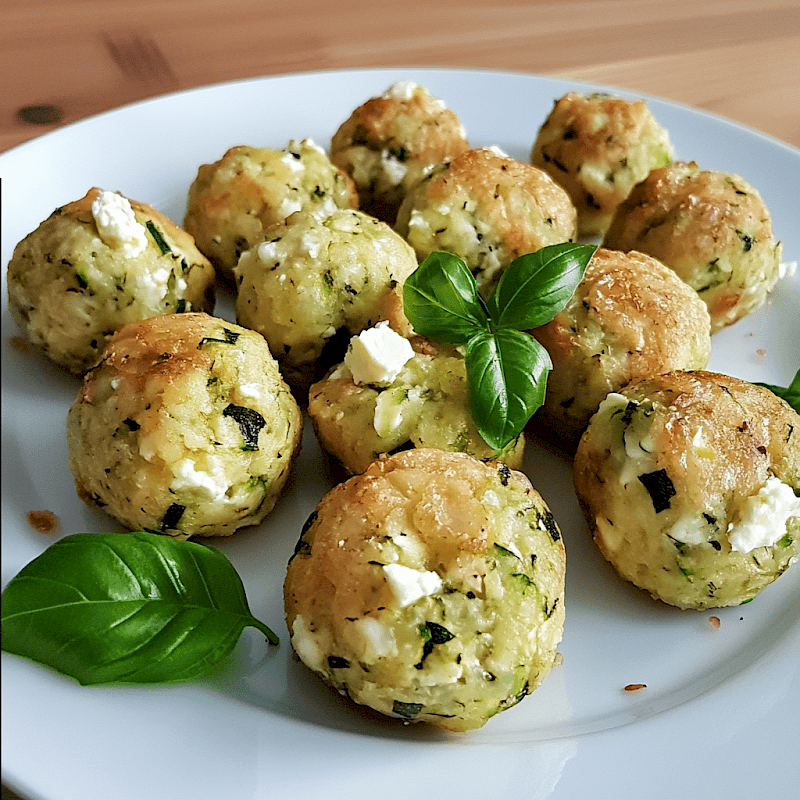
top-left (403, 251), bottom-right (488, 343)
top-left (1, 532), bottom-right (278, 686)
top-left (465, 328), bottom-right (552, 450)
top-left (401, 245), bottom-right (595, 448)
top-left (755, 369), bottom-right (800, 413)
top-left (486, 243), bottom-right (597, 330)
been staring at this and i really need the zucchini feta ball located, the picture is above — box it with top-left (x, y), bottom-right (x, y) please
top-left (531, 92), bottom-right (674, 236)
top-left (183, 140), bottom-right (358, 281)
top-left (330, 80), bottom-right (470, 223)
top-left (67, 312), bottom-right (303, 539)
top-left (573, 370), bottom-right (800, 609)
top-left (284, 448), bottom-right (566, 731)
top-left (602, 162), bottom-right (782, 332)
top-left (394, 148), bottom-right (577, 293)
top-left (531, 247), bottom-right (711, 449)
top-left (7, 188), bottom-right (215, 375)
top-left (308, 328), bottom-right (525, 475)
top-left (234, 208), bottom-right (419, 392)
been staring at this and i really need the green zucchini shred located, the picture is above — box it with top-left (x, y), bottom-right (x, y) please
top-left (146, 220), bottom-right (172, 255)
top-left (222, 404), bottom-right (266, 451)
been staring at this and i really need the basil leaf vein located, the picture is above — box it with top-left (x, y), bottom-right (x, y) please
top-left (466, 329), bottom-right (552, 450)
top-left (403, 251), bottom-right (488, 343)
top-left (488, 242), bottom-right (596, 330)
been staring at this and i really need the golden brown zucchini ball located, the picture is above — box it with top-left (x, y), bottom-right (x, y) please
top-left (573, 371), bottom-right (800, 609)
top-left (531, 92), bottom-right (674, 236)
top-left (67, 312), bottom-right (302, 539)
top-left (602, 161), bottom-right (782, 332)
top-left (284, 448), bottom-right (566, 731)
top-left (183, 140), bottom-right (358, 281)
top-left (330, 80), bottom-right (470, 223)
top-left (308, 331), bottom-right (525, 475)
top-left (394, 147), bottom-right (577, 293)
top-left (531, 247), bottom-right (711, 449)
top-left (7, 188), bottom-right (215, 375)
top-left (234, 208), bottom-right (419, 392)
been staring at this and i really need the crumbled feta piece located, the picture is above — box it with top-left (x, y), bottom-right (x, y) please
top-left (407, 209), bottom-right (430, 233)
top-left (281, 152), bottom-right (306, 172)
top-left (291, 615), bottom-right (325, 673)
top-left (373, 386), bottom-right (409, 437)
top-left (416, 655), bottom-right (463, 686)
top-left (129, 265), bottom-right (170, 307)
top-left (390, 532), bottom-right (426, 564)
top-left (669, 514), bottom-right (710, 545)
top-left (596, 393), bottom-right (660, 486)
top-left (483, 145), bottom-right (510, 158)
top-left (597, 392), bottom-right (629, 417)
top-left (380, 150), bottom-right (408, 185)
top-left (344, 322), bottom-right (414, 386)
top-left (237, 383), bottom-right (261, 400)
top-left (482, 489), bottom-right (502, 507)
top-left (348, 617), bottom-right (397, 662)
top-left (257, 240), bottom-right (280, 262)
top-left (276, 196), bottom-right (303, 218)
top-left (589, 112), bottom-right (609, 134)
top-left (91, 190), bottom-right (148, 258)
top-left (299, 232), bottom-right (321, 258)
top-left (382, 563), bottom-right (443, 607)
top-left (578, 162), bottom-right (611, 189)
top-left (622, 419), bottom-right (655, 459)
top-left (778, 260), bottom-right (797, 279)
top-left (383, 80), bottom-right (420, 100)
top-left (297, 138), bottom-right (325, 155)
top-left (728, 476), bottom-right (800, 553)
top-left (170, 457), bottom-right (230, 501)
top-left (329, 212), bottom-right (362, 234)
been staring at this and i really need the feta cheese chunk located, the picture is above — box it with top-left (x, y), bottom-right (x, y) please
top-left (170, 457), bottom-right (230, 501)
top-left (291, 615), bottom-right (325, 673)
top-left (383, 80), bottom-right (420, 101)
top-left (728, 476), bottom-right (800, 553)
top-left (382, 563), bottom-right (443, 607)
top-left (669, 514), bottom-right (711, 545)
top-left (91, 190), bottom-right (148, 258)
top-left (348, 617), bottom-right (398, 661)
top-left (483, 145), bottom-right (510, 158)
top-left (128, 265), bottom-right (170, 307)
top-left (380, 150), bottom-right (408, 185)
top-left (778, 260), bottom-right (797, 280)
top-left (344, 321), bottom-right (414, 386)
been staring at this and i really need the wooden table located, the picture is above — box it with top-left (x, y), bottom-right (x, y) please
top-left (2, 0), bottom-right (798, 154)
top-left (0, 2), bottom-right (797, 799)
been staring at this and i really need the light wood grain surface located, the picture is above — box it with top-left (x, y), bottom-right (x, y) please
top-left (2, 0), bottom-right (799, 154)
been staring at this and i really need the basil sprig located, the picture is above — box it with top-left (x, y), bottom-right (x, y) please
top-left (755, 368), bottom-right (799, 413)
top-left (1, 532), bottom-right (278, 686)
top-left (404, 243), bottom-right (597, 450)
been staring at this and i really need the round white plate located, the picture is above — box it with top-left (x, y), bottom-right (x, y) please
top-left (2, 68), bottom-right (798, 800)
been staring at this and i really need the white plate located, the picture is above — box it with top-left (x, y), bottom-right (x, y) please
top-left (2, 68), bottom-right (799, 800)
